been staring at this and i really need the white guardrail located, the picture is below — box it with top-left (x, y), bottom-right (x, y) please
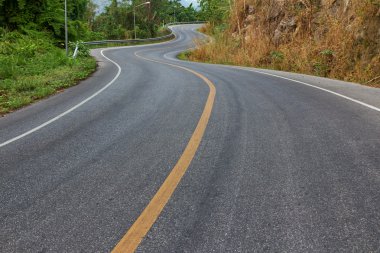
top-left (72, 21), bottom-right (205, 58)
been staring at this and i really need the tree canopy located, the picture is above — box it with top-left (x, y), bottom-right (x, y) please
top-left (197, 0), bottom-right (230, 25)
top-left (93, 0), bottom-right (199, 39)
top-left (0, 0), bottom-right (90, 38)
top-left (0, 0), bottom-right (200, 42)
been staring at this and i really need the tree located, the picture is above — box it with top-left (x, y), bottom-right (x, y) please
top-left (92, 0), bottom-right (199, 39)
top-left (85, 0), bottom-right (98, 30)
top-left (0, 0), bottom-right (47, 30)
top-left (0, 0), bottom-right (92, 40)
top-left (198, 0), bottom-right (230, 25)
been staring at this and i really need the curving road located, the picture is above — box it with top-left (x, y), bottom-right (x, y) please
top-left (1, 24), bottom-right (380, 252)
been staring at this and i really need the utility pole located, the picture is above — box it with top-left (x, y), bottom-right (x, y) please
top-left (134, 7), bottom-right (136, 39)
top-left (65, 0), bottom-right (68, 56)
top-left (134, 2), bottom-right (151, 39)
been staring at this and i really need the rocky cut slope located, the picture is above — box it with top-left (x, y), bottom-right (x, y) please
top-left (192, 0), bottom-right (380, 86)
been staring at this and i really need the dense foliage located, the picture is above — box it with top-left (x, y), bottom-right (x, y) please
top-left (93, 0), bottom-right (199, 39)
top-left (197, 0), bottom-right (230, 26)
top-left (0, 0), bottom-right (200, 42)
top-left (0, 0), bottom-right (96, 41)
top-left (0, 0), bottom-right (97, 114)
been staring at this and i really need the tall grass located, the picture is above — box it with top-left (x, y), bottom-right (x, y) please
top-left (0, 29), bottom-right (96, 114)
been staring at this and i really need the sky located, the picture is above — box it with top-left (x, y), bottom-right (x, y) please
top-left (181, 0), bottom-right (198, 7)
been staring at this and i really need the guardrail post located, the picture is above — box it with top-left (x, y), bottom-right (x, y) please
top-left (73, 42), bottom-right (79, 59)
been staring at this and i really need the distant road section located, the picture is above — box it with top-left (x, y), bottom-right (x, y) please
top-left (0, 24), bottom-right (379, 252)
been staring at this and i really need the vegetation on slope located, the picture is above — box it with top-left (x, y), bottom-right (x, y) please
top-left (0, 29), bottom-right (96, 115)
top-left (0, 0), bottom-right (98, 115)
top-left (191, 0), bottom-right (380, 87)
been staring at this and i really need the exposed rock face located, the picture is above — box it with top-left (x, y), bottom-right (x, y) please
top-left (247, 5), bottom-right (255, 14)
top-left (321, 0), bottom-right (351, 12)
top-left (239, 0), bottom-right (379, 49)
top-left (273, 17), bottom-right (298, 45)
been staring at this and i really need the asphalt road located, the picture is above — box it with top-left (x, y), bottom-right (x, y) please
top-left (1, 24), bottom-right (379, 252)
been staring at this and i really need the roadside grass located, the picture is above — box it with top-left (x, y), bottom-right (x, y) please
top-left (177, 50), bottom-right (192, 61)
top-left (186, 1), bottom-right (380, 88)
top-left (0, 30), bottom-right (96, 115)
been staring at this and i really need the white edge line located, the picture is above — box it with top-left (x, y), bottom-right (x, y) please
top-left (0, 49), bottom-right (121, 148)
top-left (169, 49), bottom-right (380, 113)
top-left (0, 25), bottom-right (186, 148)
top-left (135, 33), bottom-right (182, 58)
top-left (171, 25), bottom-right (380, 113)
top-left (234, 68), bottom-right (380, 112)
top-left (163, 49), bottom-right (189, 61)
top-left (0, 27), bottom-right (186, 148)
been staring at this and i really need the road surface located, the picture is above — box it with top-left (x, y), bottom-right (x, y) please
top-left (1, 24), bottom-right (379, 252)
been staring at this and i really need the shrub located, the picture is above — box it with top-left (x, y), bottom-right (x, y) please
top-left (69, 41), bottom-right (91, 58)
top-left (270, 50), bottom-right (284, 62)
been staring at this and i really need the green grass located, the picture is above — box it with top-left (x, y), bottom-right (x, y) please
top-left (177, 50), bottom-right (192, 61)
top-left (0, 30), bottom-right (96, 115)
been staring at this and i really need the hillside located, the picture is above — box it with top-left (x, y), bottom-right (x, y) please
top-left (0, 0), bottom-right (97, 114)
top-left (191, 0), bottom-right (380, 87)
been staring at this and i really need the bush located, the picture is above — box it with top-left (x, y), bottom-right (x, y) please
top-left (69, 41), bottom-right (91, 57)
top-left (270, 51), bottom-right (284, 62)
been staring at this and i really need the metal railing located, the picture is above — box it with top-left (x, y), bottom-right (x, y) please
top-left (72, 21), bottom-right (205, 58)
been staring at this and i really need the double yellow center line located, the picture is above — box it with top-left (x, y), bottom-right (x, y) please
top-left (112, 49), bottom-right (216, 253)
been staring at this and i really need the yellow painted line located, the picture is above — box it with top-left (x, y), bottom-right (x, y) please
top-left (112, 49), bottom-right (216, 253)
